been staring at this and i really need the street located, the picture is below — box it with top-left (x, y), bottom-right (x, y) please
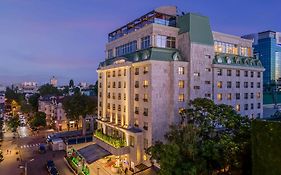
top-left (0, 124), bottom-right (73, 175)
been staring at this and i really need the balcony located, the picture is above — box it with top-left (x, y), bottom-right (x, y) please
top-left (94, 130), bottom-right (130, 155)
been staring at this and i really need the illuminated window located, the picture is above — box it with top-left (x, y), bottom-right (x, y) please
top-left (143, 80), bottom-right (149, 88)
top-left (227, 93), bottom-right (232, 100)
top-left (257, 92), bottom-right (261, 99)
top-left (236, 104), bottom-right (240, 111)
top-left (194, 72), bottom-right (200, 77)
top-left (178, 67), bottom-right (184, 75)
top-left (143, 94), bottom-right (148, 102)
top-left (217, 93), bottom-right (222, 101)
top-left (156, 35), bottom-right (176, 48)
top-left (178, 94), bottom-right (184, 102)
top-left (217, 81), bottom-right (222, 88)
top-left (178, 80), bottom-right (184, 88)
top-left (129, 136), bottom-right (135, 147)
top-left (144, 66), bottom-right (149, 74)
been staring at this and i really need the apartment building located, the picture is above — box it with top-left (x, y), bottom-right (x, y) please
top-left (38, 95), bottom-right (71, 131)
top-left (96, 6), bottom-right (264, 172)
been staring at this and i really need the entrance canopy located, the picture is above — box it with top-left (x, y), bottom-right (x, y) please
top-left (77, 144), bottom-right (111, 164)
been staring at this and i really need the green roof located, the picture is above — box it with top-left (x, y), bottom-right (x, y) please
top-left (213, 53), bottom-right (263, 68)
top-left (177, 13), bottom-right (214, 46)
top-left (98, 47), bottom-right (184, 68)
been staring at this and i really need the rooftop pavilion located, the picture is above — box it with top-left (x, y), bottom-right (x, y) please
top-left (108, 6), bottom-right (177, 42)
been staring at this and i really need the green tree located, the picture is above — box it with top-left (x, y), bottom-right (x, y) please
top-left (20, 102), bottom-right (32, 114)
top-left (28, 93), bottom-right (40, 112)
top-left (5, 87), bottom-right (24, 104)
top-left (7, 116), bottom-right (20, 132)
top-left (29, 112), bottom-right (46, 128)
top-left (62, 94), bottom-right (97, 135)
top-left (148, 98), bottom-right (251, 175)
top-left (38, 84), bottom-right (61, 96)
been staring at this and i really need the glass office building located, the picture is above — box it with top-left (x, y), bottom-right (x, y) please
top-left (243, 31), bottom-right (281, 84)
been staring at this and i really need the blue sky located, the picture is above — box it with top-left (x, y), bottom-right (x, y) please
top-left (0, 0), bottom-right (280, 85)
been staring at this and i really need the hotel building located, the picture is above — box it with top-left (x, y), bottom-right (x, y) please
top-left (96, 6), bottom-right (264, 172)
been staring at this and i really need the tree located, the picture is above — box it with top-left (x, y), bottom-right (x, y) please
top-left (63, 94), bottom-right (97, 135)
top-left (69, 79), bottom-right (74, 88)
top-left (7, 115), bottom-right (20, 132)
top-left (28, 93), bottom-right (40, 112)
top-left (147, 98), bottom-right (251, 175)
top-left (29, 112), bottom-right (46, 128)
top-left (21, 101), bottom-right (32, 114)
top-left (38, 84), bottom-right (61, 96)
top-left (5, 87), bottom-right (24, 104)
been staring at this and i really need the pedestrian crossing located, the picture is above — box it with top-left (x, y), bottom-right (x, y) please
top-left (20, 143), bottom-right (43, 149)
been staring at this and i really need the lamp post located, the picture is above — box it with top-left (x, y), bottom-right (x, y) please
top-left (25, 158), bottom-right (34, 175)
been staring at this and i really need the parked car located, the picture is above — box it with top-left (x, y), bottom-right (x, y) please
top-left (49, 166), bottom-right (59, 175)
top-left (46, 160), bottom-right (55, 171)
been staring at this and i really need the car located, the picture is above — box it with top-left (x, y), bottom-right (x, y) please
top-left (39, 144), bottom-right (46, 153)
top-left (46, 160), bottom-right (55, 171)
top-left (49, 167), bottom-right (59, 175)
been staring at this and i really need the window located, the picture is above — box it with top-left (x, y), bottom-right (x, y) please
top-left (107, 103), bottom-right (110, 109)
top-left (99, 73), bottom-right (102, 79)
top-left (244, 93), bottom-right (248, 99)
top-left (107, 92), bottom-right (110, 98)
top-left (236, 82), bottom-right (240, 88)
top-left (244, 82), bottom-right (248, 88)
top-left (141, 36), bottom-right (151, 49)
top-left (251, 71), bottom-right (254, 77)
top-left (236, 93), bottom-right (240, 100)
top-left (236, 104), bottom-right (240, 111)
top-left (144, 66), bottom-right (149, 74)
top-left (178, 80), bottom-right (184, 88)
top-left (178, 94), bottom-right (184, 102)
top-left (205, 93), bottom-right (211, 98)
top-left (217, 81), bottom-right (222, 88)
top-left (156, 35), bottom-right (176, 48)
top-left (251, 82), bottom-right (254, 88)
top-left (124, 106), bottom-right (126, 112)
top-left (143, 94), bottom-right (148, 102)
top-left (143, 122), bottom-right (148, 130)
top-left (257, 72), bottom-right (261, 78)
top-left (135, 68), bottom-right (139, 75)
top-left (205, 68), bottom-right (211, 72)
top-left (135, 107), bottom-right (139, 114)
top-left (118, 81), bottom-right (121, 88)
top-left (113, 82), bottom-right (116, 88)
top-left (227, 93), bottom-right (232, 100)
top-left (108, 49), bottom-right (113, 59)
top-left (178, 67), bottom-right (184, 75)
top-left (227, 70), bottom-right (232, 76)
top-left (107, 82), bottom-right (111, 88)
top-left (143, 80), bottom-right (149, 88)
top-left (236, 70), bottom-right (240, 77)
top-left (244, 104), bottom-right (248, 110)
top-left (257, 103), bottom-right (261, 109)
top-left (135, 94), bottom-right (139, 101)
top-left (143, 108), bottom-right (148, 116)
top-left (227, 81), bottom-right (232, 88)
top-left (112, 93), bottom-right (115, 99)
top-left (194, 86), bottom-right (200, 90)
top-left (113, 104), bottom-right (116, 110)
top-left (129, 136), bottom-right (135, 147)
top-left (118, 93), bottom-right (121, 100)
top-left (205, 81), bottom-right (211, 85)
top-left (194, 72), bottom-right (200, 77)
top-left (124, 82), bottom-right (126, 88)
top-left (205, 55), bottom-right (211, 59)
top-left (217, 69), bottom-right (223, 76)
top-left (99, 92), bottom-right (102, 98)
top-left (116, 40), bottom-right (137, 57)
top-left (107, 72), bottom-right (111, 78)
top-left (134, 119), bottom-right (139, 127)
top-left (144, 138), bottom-right (148, 150)
top-left (244, 71), bottom-right (248, 77)
top-left (251, 103), bottom-right (254, 109)
top-left (217, 93), bottom-right (222, 101)
top-left (113, 71), bottom-right (116, 77)
top-left (257, 92), bottom-right (261, 99)
top-left (257, 82), bottom-right (261, 88)
top-left (124, 93), bottom-right (126, 100)
top-left (118, 105), bottom-right (121, 111)
top-left (251, 93), bottom-right (254, 99)
top-left (135, 81), bottom-right (139, 88)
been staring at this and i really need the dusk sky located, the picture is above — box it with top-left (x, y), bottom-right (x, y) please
top-left (0, 0), bottom-right (280, 86)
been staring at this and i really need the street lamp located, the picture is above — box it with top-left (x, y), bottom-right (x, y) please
top-left (24, 158), bottom-right (34, 175)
